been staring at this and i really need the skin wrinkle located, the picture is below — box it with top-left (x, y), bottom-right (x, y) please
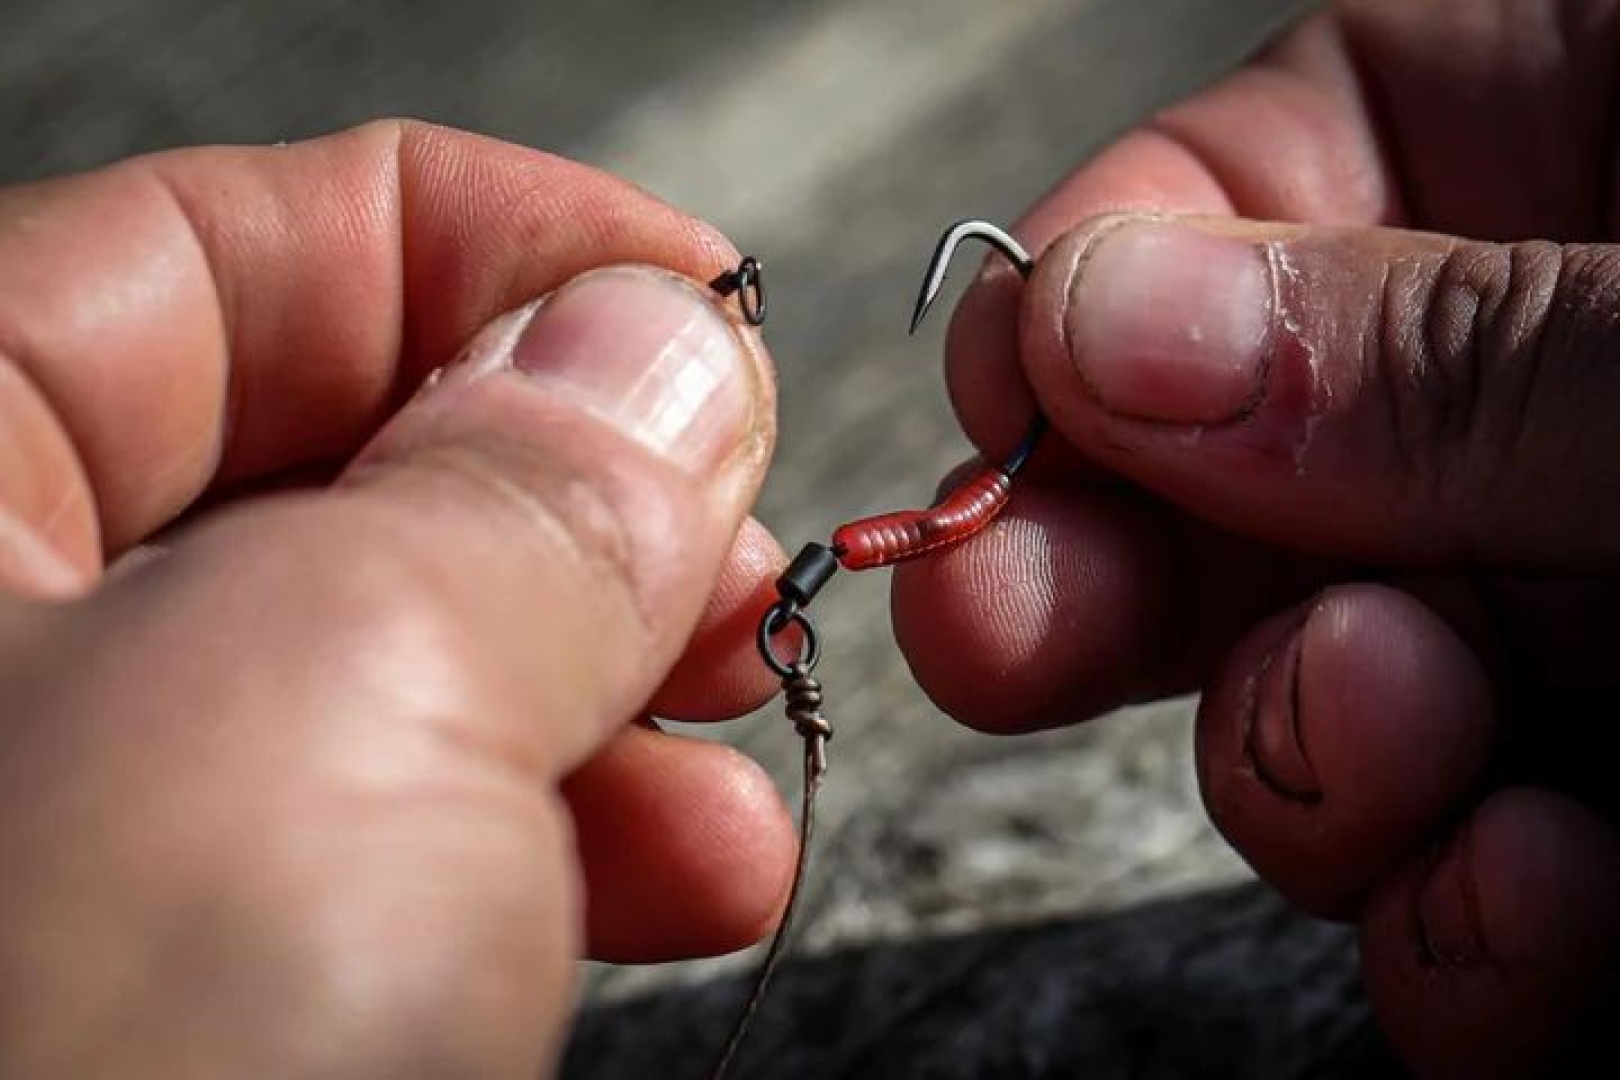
top-left (1239, 607), bottom-right (1322, 805)
top-left (992, 513), bottom-right (1062, 677)
top-left (1370, 253), bottom-right (1411, 493)
top-left (1264, 237), bottom-right (1328, 478)
top-left (1244, 229), bottom-right (1620, 569)
top-left (1484, 243), bottom-right (1558, 519)
top-left (486, 168), bottom-right (601, 305)
top-left (1418, 247), bottom-right (1483, 468)
top-left (1385, 243), bottom-right (1465, 517)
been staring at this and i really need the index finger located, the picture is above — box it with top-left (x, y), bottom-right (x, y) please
top-left (0, 120), bottom-right (737, 581)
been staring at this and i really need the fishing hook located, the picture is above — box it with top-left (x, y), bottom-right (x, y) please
top-left (909, 219), bottom-right (1035, 332)
top-left (832, 221), bottom-right (1048, 569)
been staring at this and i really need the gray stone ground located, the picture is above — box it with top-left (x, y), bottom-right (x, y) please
top-left (1, 1), bottom-right (1416, 1076)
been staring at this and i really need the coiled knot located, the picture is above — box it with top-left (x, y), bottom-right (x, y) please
top-left (782, 663), bottom-right (833, 743)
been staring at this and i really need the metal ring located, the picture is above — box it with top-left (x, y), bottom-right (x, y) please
top-left (735, 256), bottom-right (767, 327)
top-left (709, 257), bottom-right (768, 328)
top-left (757, 601), bottom-right (819, 679)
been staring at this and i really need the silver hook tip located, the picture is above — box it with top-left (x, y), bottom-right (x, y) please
top-left (908, 219), bottom-right (1035, 336)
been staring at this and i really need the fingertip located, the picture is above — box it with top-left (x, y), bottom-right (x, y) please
top-left (1196, 585), bottom-right (1495, 918)
top-left (1360, 789), bottom-right (1620, 1078)
top-left (563, 723), bottom-right (796, 963)
top-left (650, 517), bottom-right (788, 722)
top-left (892, 483), bottom-right (1181, 734)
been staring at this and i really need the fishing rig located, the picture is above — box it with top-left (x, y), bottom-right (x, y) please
top-left (706, 220), bottom-right (1046, 1079)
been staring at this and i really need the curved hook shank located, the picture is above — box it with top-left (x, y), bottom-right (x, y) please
top-left (908, 218), bottom-right (1048, 480)
top-left (910, 219), bottom-right (1035, 335)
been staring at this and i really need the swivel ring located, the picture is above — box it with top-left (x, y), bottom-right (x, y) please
top-left (757, 601), bottom-right (820, 679)
top-left (711, 256), bottom-right (767, 327)
top-left (735, 256), bottom-right (766, 326)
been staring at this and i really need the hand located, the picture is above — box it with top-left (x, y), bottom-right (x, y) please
top-left (895, 2), bottom-right (1620, 1076)
top-left (0, 120), bottom-right (796, 1077)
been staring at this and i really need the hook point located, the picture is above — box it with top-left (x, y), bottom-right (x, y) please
top-left (908, 295), bottom-right (933, 337)
top-left (907, 219), bottom-right (1034, 336)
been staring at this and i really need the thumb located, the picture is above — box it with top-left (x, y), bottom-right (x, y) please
top-left (337, 264), bottom-right (774, 767)
top-left (1021, 214), bottom-right (1620, 568)
top-left (153, 263), bottom-right (773, 776)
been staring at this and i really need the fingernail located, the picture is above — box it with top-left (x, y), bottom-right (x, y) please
top-left (1416, 827), bottom-right (1488, 969)
top-left (507, 267), bottom-right (758, 473)
top-left (1244, 612), bottom-right (1322, 803)
top-left (1066, 218), bottom-right (1272, 424)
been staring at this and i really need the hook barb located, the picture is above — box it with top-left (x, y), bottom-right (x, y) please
top-left (909, 219), bottom-right (1035, 335)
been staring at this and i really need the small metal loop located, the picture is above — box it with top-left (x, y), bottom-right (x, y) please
top-left (735, 256), bottom-right (766, 326)
top-left (757, 601), bottom-right (820, 679)
top-left (710, 256), bottom-right (767, 327)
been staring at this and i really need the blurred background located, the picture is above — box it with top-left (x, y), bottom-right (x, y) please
top-left (1, 1), bottom-right (1417, 1076)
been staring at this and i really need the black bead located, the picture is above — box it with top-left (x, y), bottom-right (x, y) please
top-left (776, 542), bottom-right (840, 607)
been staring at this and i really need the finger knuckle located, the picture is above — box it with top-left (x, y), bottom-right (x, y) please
top-left (1387, 240), bottom-right (1571, 513)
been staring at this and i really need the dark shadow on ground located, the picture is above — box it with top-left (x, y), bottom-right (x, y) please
top-left (564, 883), bottom-right (1413, 1080)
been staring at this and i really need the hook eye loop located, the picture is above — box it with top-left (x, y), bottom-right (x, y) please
top-left (757, 600), bottom-right (819, 679)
